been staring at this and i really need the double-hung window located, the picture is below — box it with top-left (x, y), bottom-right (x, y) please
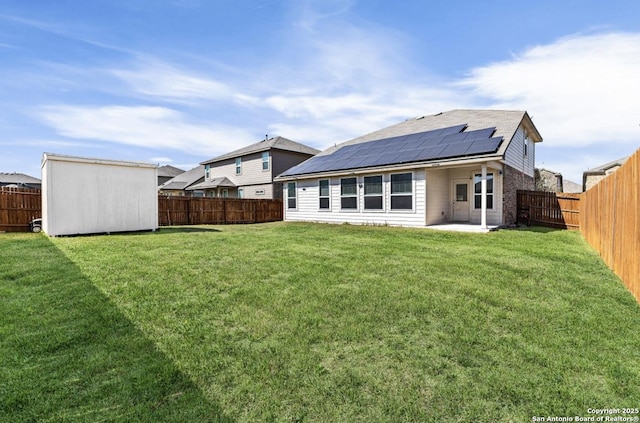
top-left (204, 164), bottom-right (210, 180)
top-left (390, 173), bottom-right (412, 210)
top-left (364, 175), bottom-right (383, 210)
top-left (319, 179), bottom-right (330, 209)
top-left (235, 158), bottom-right (242, 175)
top-left (287, 182), bottom-right (297, 209)
top-left (340, 177), bottom-right (357, 209)
top-left (262, 152), bottom-right (269, 171)
top-left (474, 173), bottom-right (494, 209)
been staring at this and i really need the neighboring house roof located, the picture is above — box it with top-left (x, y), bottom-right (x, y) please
top-left (563, 179), bottom-right (583, 193)
top-left (0, 172), bottom-right (41, 185)
top-left (201, 136), bottom-right (320, 165)
top-left (158, 165), bottom-right (185, 178)
top-left (278, 109), bottom-right (540, 179)
top-left (537, 168), bottom-right (561, 176)
top-left (186, 177), bottom-right (236, 191)
top-left (158, 165), bottom-right (204, 191)
top-left (583, 157), bottom-right (629, 175)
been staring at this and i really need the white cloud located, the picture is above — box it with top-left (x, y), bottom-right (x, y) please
top-left (459, 32), bottom-right (640, 146)
top-left (36, 105), bottom-right (255, 156)
top-left (150, 157), bottom-right (173, 163)
top-left (111, 60), bottom-right (232, 102)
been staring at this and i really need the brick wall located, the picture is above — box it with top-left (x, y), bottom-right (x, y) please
top-left (503, 165), bottom-right (535, 224)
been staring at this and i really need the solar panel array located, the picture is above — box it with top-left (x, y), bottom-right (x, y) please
top-left (280, 124), bottom-right (503, 177)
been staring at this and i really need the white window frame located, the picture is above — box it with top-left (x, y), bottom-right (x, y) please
top-left (238, 187), bottom-right (244, 199)
top-left (340, 177), bottom-right (358, 210)
top-left (390, 172), bottom-right (413, 211)
top-left (319, 179), bottom-right (330, 210)
top-left (363, 175), bottom-right (384, 211)
top-left (474, 173), bottom-right (494, 210)
top-left (235, 158), bottom-right (242, 175)
top-left (204, 164), bottom-right (210, 180)
top-left (262, 152), bottom-right (269, 171)
top-left (287, 182), bottom-right (297, 210)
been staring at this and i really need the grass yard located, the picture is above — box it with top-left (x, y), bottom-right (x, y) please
top-left (1, 222), bottom-right (639, 422)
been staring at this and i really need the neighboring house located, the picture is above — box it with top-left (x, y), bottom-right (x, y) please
top-left (275, 109), bottom-right (543, 228)
top-left (583, 157), bottom-right (628, 192)
top-left (158, 165), bottom-right (205, 196)
top-left (535, 168), bottom-right (583, 193)
top-left (0, 172), bottom-right (41, 189)
top-left (535, 168), bottom-right (563, 192)
top-left (194, 136), bottom-right (319, 199)
top-left (157, 165), bottom-right (185, 186)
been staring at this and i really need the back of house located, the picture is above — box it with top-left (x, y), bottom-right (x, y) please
top-left (275, 109), bottom-right (542, 228)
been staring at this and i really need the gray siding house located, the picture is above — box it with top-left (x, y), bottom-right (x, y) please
top-left (193, 136), bottom-right (319, 199)
top-left (275, 110), bottom-right (542, 228)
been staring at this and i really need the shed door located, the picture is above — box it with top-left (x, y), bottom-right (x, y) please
top-left (452, 180), bottom-right (470, 222)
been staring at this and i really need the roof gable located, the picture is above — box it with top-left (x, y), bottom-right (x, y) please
top-left (201, 136), bottom-right (320, 165)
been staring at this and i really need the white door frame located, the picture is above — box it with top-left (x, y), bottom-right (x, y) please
top-left (451, 179), bottom-right (470, 222)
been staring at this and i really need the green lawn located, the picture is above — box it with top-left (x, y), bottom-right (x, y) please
top-left (1, 223), bottom-right (639, 422)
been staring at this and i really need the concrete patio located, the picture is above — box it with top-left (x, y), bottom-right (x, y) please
top-left (427, 223), bottom-right (500, 233)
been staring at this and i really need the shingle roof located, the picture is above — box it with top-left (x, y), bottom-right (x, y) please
top-left (279, 124), bottom-right (504, 177)
top-left (186, 177), bottom-right (236, 191)
top-left (277, 109), bottom-right (541, 179)
top-left (0, 172), bottom-right (41, 184)
top-left (583, 157), bottom-right (629, 174)
top-left (201, 136), bottom-right (320, 165)
top-left (157, 165), bottom-right (185, 178)
top-left (158, 165), bottom-right (204, 190)
top-left (318, 109), bottom-right (540, 158)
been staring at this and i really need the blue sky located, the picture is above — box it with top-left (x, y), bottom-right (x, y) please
top-left (2, 0), bottom-right (640, 184)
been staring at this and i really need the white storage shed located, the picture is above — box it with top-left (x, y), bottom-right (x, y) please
top-left (41, 153), bottom-right (158, 236)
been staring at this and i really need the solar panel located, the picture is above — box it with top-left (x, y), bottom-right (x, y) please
top-left (279, 124), bottom-right (503, 177)
top-left (465, 137), bottom-right (503, 155)
top-left (439, 142), bottom-right (471, 158)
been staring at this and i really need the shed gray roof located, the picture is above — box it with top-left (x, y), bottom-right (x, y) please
top-left (158, 165), bottom-right (204, 191)
top-left (0, 172), bottom-right (41, 184)
top-left (201, 136), bottom-right (320, 165)
top-left (186, 177), bottom-right (236, 191)
top-left (277, 109), bottom-right (541, 179)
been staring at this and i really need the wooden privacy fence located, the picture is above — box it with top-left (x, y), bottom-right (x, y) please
top-left (580, 147), bottom-right (640, 303)
top-left (1, 191), bottom-right (282, 231)
top-left (158, 196), bottom-right (283, 226)
top-left (517, 190), bottom-right (581, 229)
top-left (0, 187), bottom-right (41, 232)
